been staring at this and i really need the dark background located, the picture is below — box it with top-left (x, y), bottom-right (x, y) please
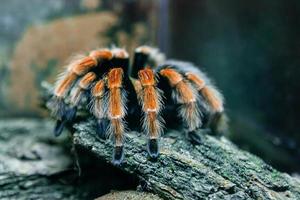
top-left (166, 1), bottom-right (300, 173)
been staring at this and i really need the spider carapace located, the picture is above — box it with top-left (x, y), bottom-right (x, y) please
top-left (47, 46), bottom-right (228, 165)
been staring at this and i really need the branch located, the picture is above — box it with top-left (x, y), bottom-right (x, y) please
top-left (42, 83), bottom-right (300, 200)
top-left (73, 120), bottom-right (300, 199)
top-left (0, 119), bottom-right (84, 199)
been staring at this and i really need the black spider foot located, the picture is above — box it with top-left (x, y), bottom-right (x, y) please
top-left (53, 107), bottom-right (77, 137)
top-left (147, 138), bottom-right (159, 159)
top-left (65, 107), bottom-right (77, 121)
top-left (54, 119), bottom-right (66, 137)
top-left (96, 119), bottom-right (109, 139)
top-left (112, 145), bottom-right (124, 166)
top-left (186, 130), bottom-right (206, 145)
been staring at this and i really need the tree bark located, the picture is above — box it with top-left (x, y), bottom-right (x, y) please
top-left (0, 119), bottom-right (85, 200)
top-left (0, 118), bottom-right (162, 200)
top-left (35, 83), bottom-right (300, 199)
top-left (73, 120), bottom-right (300, 200)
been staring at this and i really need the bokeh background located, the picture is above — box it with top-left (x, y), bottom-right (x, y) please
top-left (0, 0), bottom-right (299, 174)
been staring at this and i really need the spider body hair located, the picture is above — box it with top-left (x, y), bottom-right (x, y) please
top-left (47, 45), bottom-right (228, 164)
top-left (158, 66), bottom-right (202, 132)
top-left (164, 60), bottom-right (228, 135)
top-left (53, 72), bottom-right (97, 136)
top-left (90, 79), bottom-right (107, 138)
top-left (90, 48), bottom-right (140, 142)
top-left (70, 72), bottom-right (97, 106)
top-left (106, 67), bottom-right (128, 164)
top-left (136, 68), bottom-right (164, 158)
top-left (48, 49), bottom-right (113, 135)
top-left (55, 49), bottom-right (112, 97)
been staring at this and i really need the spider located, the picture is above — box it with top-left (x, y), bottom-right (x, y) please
top-left (47, 45), bottom-right (227, 165)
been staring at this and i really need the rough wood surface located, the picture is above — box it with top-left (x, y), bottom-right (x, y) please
top-left (73, 120), bottom-right (300, 200)
top-left (40, 83), bottom-right (300, 200)
top-left (95, 191), bottom-right (163, 200)
top-left (0, 118), bottom-right (165, 200)
top-left (0, 119), bottom-right (85, 200)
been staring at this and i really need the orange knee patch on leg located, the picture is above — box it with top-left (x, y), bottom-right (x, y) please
top-left (107, 68), bottom-right (123, 89)
top-left (55, 73), bottom-right (77, 97)
top-left (138, 68), bottom-right (159, 111)
top-left (92, 80), bottom-right (105, 97)
top-left (160, 68), bottom-right (196, 104)
top-left (176, 81), bottom-right (196, 103)
top-left (138, 68), bottom-right (155, 86)
top-left (202, 86), bottom-right (223, 112)
top-left (73, 57), bottom-right (97, 75)
top-left (159, 68), bottom-right (183, 86)
top-left (186, 73), bottom-right (205, 90)
top-left (79, 72), bottom-right (96, 89)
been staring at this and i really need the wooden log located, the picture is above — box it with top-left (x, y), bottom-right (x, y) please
top-left (0, 119), bottom-right (84, 200)
top-left (0, 118), bottom-right (162, 199)
top-left (41, 82), bottom-right (300, 199)
top-left (73, 120), bottom-right (300, 199)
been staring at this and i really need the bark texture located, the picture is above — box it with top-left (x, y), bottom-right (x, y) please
top-left (13, 83), bottom-right (296, 200)
top-left (0, 119), bottom-right (84, 200)
top-left (0, 118), bottom-right (160, 200)
top-left (73, 120), bottom-right (300, 200)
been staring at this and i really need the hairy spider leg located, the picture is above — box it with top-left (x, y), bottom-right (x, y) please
top-left (161, 60), bottom-right (228, 136)
top-left (90, 48), bottom-right (138, 141)
top-left (185, 72), bottom-right (228, 135)
top-left (71, 72), bottom-right (97, 105)
top-left (185, 73), bottom-right (223, 113)
top-left (70, 72), bottom-right (97, 114)
top-left (54, 49), bottom-right (113, 99)
top-left (159, 67), bottom-right (202, 134)
top-left (110, 48), bottom-right (142, 131)
top-left (49, 49), bottom-right (113, 136)
top-left (54, 72), bottom-right (97, 136)
top-left (90, 79), bottom-right (108, 138)
top-left (135, 68), bottom-right (164, 158)
top-left (107, 67), bottom-right (127, 165)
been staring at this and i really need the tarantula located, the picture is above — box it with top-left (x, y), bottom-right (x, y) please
top-left (47, 45), bottom-right (227, 165)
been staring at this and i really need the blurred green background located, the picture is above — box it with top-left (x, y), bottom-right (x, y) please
top-left (0, 0), bottom-right (299, 174)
